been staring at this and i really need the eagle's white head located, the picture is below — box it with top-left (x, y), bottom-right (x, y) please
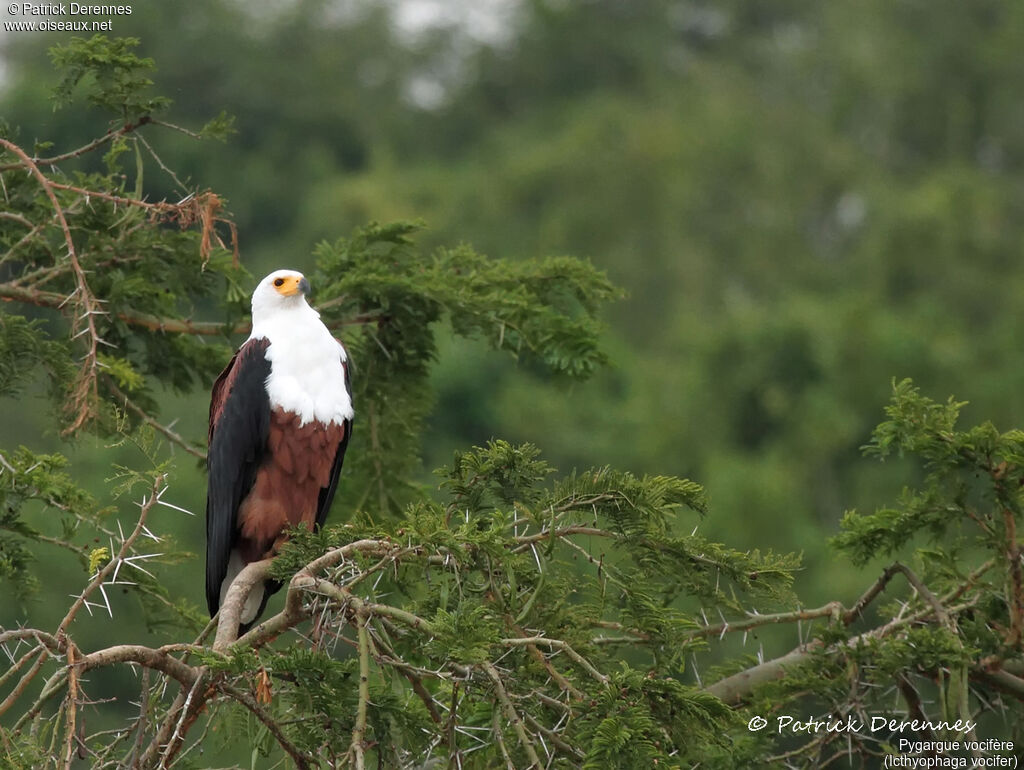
top-left (251, 269), bottom-right (312, 321)
top-left (247, 268), bottom-right (351, 425)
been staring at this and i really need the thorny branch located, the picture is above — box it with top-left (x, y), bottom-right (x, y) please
top-left (348, 610), bottom-right (370, 770)
top-left (104, 375), bottom-right (207, 460)
top-left (0, 137), bottom-right (103, 434)
top-left (3, 525), bottom-right (616, 765)
top-left (0, 517), bottom-right (1018, 770)
top-left (0, 132), bottom-right (239, 438)
top-left (0, 116), bottom-right (152, 172)
top-left (0, 283), bottom-right (386, 337)
top-left (704, 561), bottom-right (992, 706)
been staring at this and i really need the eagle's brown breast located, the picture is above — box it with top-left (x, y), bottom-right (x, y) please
top-left (235, 408), bottom-right (347, 563)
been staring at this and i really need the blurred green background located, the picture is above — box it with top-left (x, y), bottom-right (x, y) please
top-left (3, 0), bottom-right (1024, 684)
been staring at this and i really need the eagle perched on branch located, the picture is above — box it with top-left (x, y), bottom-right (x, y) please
top-left (206, 270), bottom-right (353, 629)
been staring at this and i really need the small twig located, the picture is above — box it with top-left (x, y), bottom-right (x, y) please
top-left (0, 211), bottom-right (34, 228)
top-left (523, 713), bottom-right (585, 761)
top-left (685, 602), bottom-right (843, 642)
top-left (482, 662), bottom-right (542, 769)
top-left (348, 610), bottom-right (371, 770)
top-left (0, 118), bottom-right (150, 171)
top-left (500, 637), bottom-right (609, 685)
top-left (890, 563), bottom-right (954, 633)
top-left (11, 668), bottom-right (68, 733)
top-left (62, 643), bottom-right (79, 770)
top-left (126, 667), bottom-right (150, 768)
top-left (843, 563), bottom-right (909, 624)
top-left (136, 132), bottom-right (190, 194)
top-left (0, 649), bottom-right (47, 717)
top-left (138, 688), bottom-right (188, 767)
top-left (104, 375), bottom-right (206, 459)
top-left (446, 680), bottom-right (460, 767)
top-left (1002, 507), bottom-right (1024, 646)
top-left (0, 138), bottom-right (102, 434)
top-left (368, 629), bottom-right (443, 725)
top-left (896, 675), bottom-right (934, 743)
top-left (220, 683), bottom-right (313, 769)
top-left (510, 526), bottom-right (612, 553)
top-left (58, 474), bottom-right (165, 636)
top-left (159, 667), bottom-right (208, 767)
top-left (148, 118), bottom-right (203, 139)
top-left (492, 708), bottom-right (516, 770)
top-left (0, 220), bottom-right (46, 263)
top-left (0, 645), bottom-right (44, 691)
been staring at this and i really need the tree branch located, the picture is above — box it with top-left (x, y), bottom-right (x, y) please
top-left (501, 636), bottom-right (609, 685)
top-left (0, 117), bottom-right (151, 171)
top-left (483, 661), bottom-right (543, 769)
top-left (61, 642), bottom-right (79, 770)
top-left (220, 683), bottom-right (313, 769)
top-left (0, 282), bottom-right (385, 338)
top-left (104, 375), bottom-right (207, 459)
top-left (348, 610), bottom-right (370, 770)
top-left (0, 649), bottom-right (47, 717)
top-left (0, 137), bottom-right (103, 434)
top-left (57, 474), bottom-right (165, 636)
top-left (704, 562), bottom-right (973, 705)
top-left (77, 644), bottom-right (200, 689)
top-left (684, 602), bottom-right (844, 643)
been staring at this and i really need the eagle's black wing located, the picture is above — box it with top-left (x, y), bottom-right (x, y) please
top-left (315, 353), bottom-right (353, 529)
top-left (206, 337), bottom-right (271, 617)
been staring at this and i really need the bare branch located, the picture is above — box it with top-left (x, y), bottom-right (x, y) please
top-left (704, 563), bottom-right (977, 705)
top-left (62, 643), bottom-right (79, 770)
top-left (213, 558), bottom-right (274, 650)
top-left (704, 640), bottom-right (823, 706)
top-left (104, 375), bottom-right (207, 459)
top-left (58, 474), bottom-right (165, 636)
top-left (77, 644), bottom-right (199, 689)
top-left (220, 683), bottom-right (313, 769)
top-left (0, 117), bottom-right (151, 171)
top-left (684, 602), bottom-right (844, 643)
top-left (0, 137), bottom-right (102, 434)
top-left (482, 661), bottom-right (543, 769)
top-left (500, 636), bottom-right (609, 685)
top-left (0, 649), bottom-right (47, 717)
top-left (347, 610), bottom-right (370, 770)
top-left (0, 645), bottom-right (46, 692)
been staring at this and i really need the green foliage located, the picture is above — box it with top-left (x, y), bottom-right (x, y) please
top-left (859, 627), bottom-right (975, 679)
top-left (833, 380), bottom-right (1022, 565)
top-left (442, 439), bottom-right (554, 511)
top-left (0, 447), bottom-right (98, 602)
top-left (312, 224), bottom-right (620, 518)
top-left (424, 605), bottom-right (501, 664)
top-left (49, 35), bottom-right (170, 119)
top-left (211, 441), bottom-right (772, 766)
top-left (578, 664), bottom-right (735, 768)
top-left (198, 110), bottom-right (236, 142)
top-left (0, 532), bottom-right (38, 606)
top-left (3, 11), bottom-right (1024, 768)
top-left (0, 313), bottom-right (72, 405)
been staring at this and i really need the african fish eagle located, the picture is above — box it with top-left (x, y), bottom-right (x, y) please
top-left (206, 269), bottom-right (353, 629)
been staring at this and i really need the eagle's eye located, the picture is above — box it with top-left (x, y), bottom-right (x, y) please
top-left (273, 278), bottom-right (285, 287)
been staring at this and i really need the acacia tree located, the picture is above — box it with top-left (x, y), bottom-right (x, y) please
top-left (1, 35), bottom-right (1023, 770)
